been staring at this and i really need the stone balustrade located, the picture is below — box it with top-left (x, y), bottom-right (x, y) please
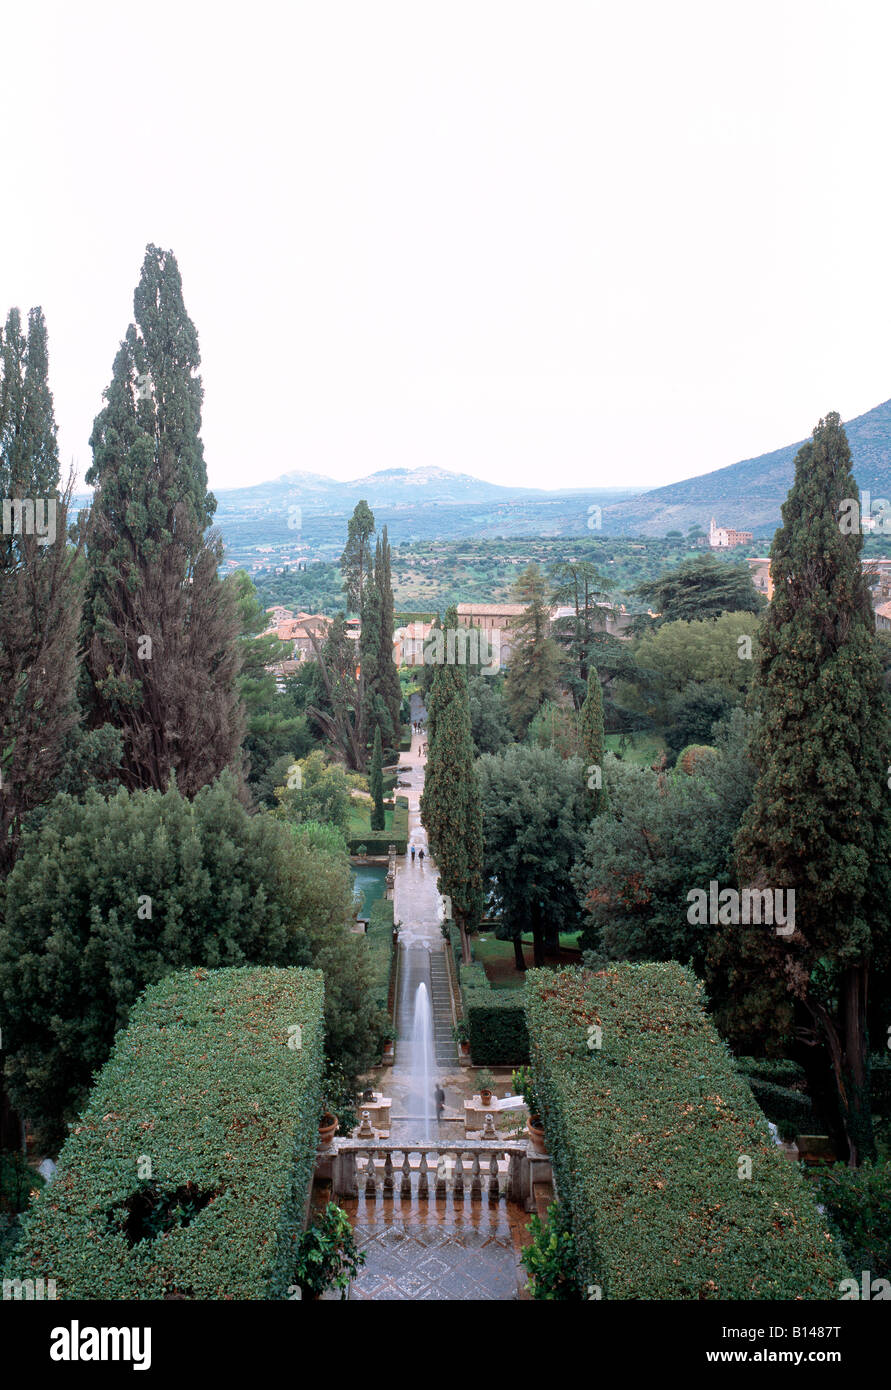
top-left (327, 1139), bottom-right (537, 1205)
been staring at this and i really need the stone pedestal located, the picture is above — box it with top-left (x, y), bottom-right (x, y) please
top-left (355, 1092), bottom-right (391, 1135)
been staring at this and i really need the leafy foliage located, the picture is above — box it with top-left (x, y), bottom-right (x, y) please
top-left (2, 967), bottom-right (325, 1299)
top-left (293, 1201), bottom-right (365, 1299)
top-left (0, 773), bottom-right (352, 1141)
top-left (525, 964), bottom-right (850, 1299)
top-left (521, 1202), bottom-right (583, 1300)
top-left (721, 413), bottom-right (891, 1164)
top-left (631, 553), bottom-right (763, 626)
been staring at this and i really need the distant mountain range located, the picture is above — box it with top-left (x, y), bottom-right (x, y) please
top-left (71, 398), bottom-right (891, 554)
top-left (601, 397), bottom-right (891, 537)
top-left (208, 468), bottom-right (638, 561)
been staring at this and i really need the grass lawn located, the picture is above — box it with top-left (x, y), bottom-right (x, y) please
top-left (472, 931), bottom-right (582, 989)
top-left (604, 731), bottom-right (666, 766)
top-left (347, 799), bottom-right (408, 841)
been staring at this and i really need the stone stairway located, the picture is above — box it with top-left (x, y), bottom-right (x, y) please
top-left (428, 949), bottom-right (457, 1065)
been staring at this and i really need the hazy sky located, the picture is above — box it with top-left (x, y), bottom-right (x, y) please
top-left (3, 1), bottom-right (890, 495)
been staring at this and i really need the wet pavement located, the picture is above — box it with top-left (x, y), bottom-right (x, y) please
top-left (346, 696), bottom-right (531, 1298)
top-left (344, 1193), bottom-right (529, 1301)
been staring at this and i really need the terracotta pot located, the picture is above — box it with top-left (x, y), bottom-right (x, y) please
top-left (527, 1115), bottom-right (547, 1153)
top-left (318, 1113), bottom-right (338, 1146)
top-left (479, 1089), bottom-right (493, 1106)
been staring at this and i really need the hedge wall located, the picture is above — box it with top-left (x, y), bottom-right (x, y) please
top-left (3, 966), bottom-right (325, 1300)
top-left (466, 995), bottom-right (529, 1066)
top-left (525, 964), bottom-right (850, 1300)
top-left (366, 899), bottom-right (396, 1020)
top-left (447, 929), bottom-right (528, 1064)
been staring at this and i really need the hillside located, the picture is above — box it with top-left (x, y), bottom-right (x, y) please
top-left (601, 398), bottom-right (891, 537)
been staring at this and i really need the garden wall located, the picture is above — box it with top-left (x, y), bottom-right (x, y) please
top-left (525, 963), bottom-right (850, 1299)
top-left (3, 966), bottom-right (325, 1299)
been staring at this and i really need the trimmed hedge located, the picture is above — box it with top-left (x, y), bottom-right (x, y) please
top-left (3, 967), bottom-right (325, 1300)
top-left (366, 899), bottom-right (396, 1020)
top-left (466, 995), bottom-right (529, 1066)
top-left (735, 1056), bottom-right (806, 1088)
top-left (347, 796), bottom-right (409, 856)
top-left (459, 963), bottom-right (490, 993)
top-left (745, 1078), bottom-right (816, 1131)
top-left (525, 964), bottom-right (850, 1300)
top-left (449, 928), bottom-right (529, 1064)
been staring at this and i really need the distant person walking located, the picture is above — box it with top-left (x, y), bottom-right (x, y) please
top-left (418, 847), bottom-right (425, 864)
top-left (434, 1084), bottom-right (445, 1123)
top-left (410, 844), bottom-right (416, 862)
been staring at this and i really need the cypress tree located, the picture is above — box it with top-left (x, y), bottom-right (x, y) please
top-left (504, 563), bottom-right (560, 737)
top-left (359, 536), bottom-right (387, 750)
top-left (0, 306), bottom-right (82, 871)
top-left (421, 606), bottom-right (484, 963)
top-left (579, 664), bottom-right (608, 816)
top-left (375, 525), bottom-right (403, 752)
top-left (369, 725), bottom-right (385, 831)
top-left (82, 245), bottom-right (244, 795)
top-left (716, 412), bottom-right (891, 1166)
top-left (340, 500), bottom-right (375, 614)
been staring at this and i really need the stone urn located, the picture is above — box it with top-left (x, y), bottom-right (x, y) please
top-left (318, 1112), bottom-right (338, 1148)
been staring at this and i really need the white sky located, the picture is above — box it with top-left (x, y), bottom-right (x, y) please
top-left (2, 1), bottom-right (890, 495)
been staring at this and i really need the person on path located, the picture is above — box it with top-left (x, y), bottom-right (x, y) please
top-left (410, 844), bottom-right (416, 862)
top-left (418, 847), bottom-right (425, 864)
top-left (434, 1084), bottom-right (446, 1122)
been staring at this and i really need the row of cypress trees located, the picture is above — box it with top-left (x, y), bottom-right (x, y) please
top-left (1, 246), bottom-right (247, 875)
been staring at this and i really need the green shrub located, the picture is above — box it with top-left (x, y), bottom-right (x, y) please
top-left (0, 775), bottom-right (350, 1143)
top-left (809, 1161), bottom-right (891, 1281)
top-left (466, 995), bottom-right (529, 1066)
top-left (2, 966), bottom-right (325, 1299)
top-left (365, 899), bottom-right (396, 1023)
top-left (459, 963), bottom-right (490, 992)
top-left (744, 1078), bottom-right (816, 1131)
top-left (521, 1201), bottom-right (582, 1300)
top-left (525, 964), bottom-right (850, 1299)
top-left (735, 1056), bottom-right (806, 1088)
top-left (293, 1201), bottom-right (365, 1299)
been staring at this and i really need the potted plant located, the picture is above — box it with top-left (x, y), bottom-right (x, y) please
top-left (513, 1065), bottom-right (547, 1153)
top-left (320, 1060), bottom-right (357, 1142)
top-left (293, 1202), bottom-right (366, 1300)
top-left (452, 1020), bottom-right (470, 1057)
top-left (477, 1068), bottom-right (496, 1106)
top-left (380, 1024), bottom-right (397, 1060)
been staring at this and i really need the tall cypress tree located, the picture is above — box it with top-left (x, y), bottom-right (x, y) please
top-left (0, 306), bottom-right (82, 872)
top-left (369, 725), bottom-right (385, 831)
top-left (82, 245), bottom-right (244, 795)
top-left (359, 536), bottom-right (386, 753)
top-left (579, 664), bottom-right (608, 816)
top-left (375, 525), bottom-right (402, 752)
top-left (421, 606), bottom-right (484, 963)
top-left (504, 563), bottom-right (560, 737)
top-left (715, 412), bottom-right (890, 1166)
top-left (340, 500), bottom-right (375, 614)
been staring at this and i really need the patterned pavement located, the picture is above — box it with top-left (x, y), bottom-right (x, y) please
top-left (345, 1196), bottom-right (526, 1301)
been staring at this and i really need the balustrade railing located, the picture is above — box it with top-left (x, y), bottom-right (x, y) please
top-left (330, 1140), bottom-right (530, 1204)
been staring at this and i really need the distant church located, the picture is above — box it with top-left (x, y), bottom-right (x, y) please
top-left (709, 517), bottom-right (753, 549)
